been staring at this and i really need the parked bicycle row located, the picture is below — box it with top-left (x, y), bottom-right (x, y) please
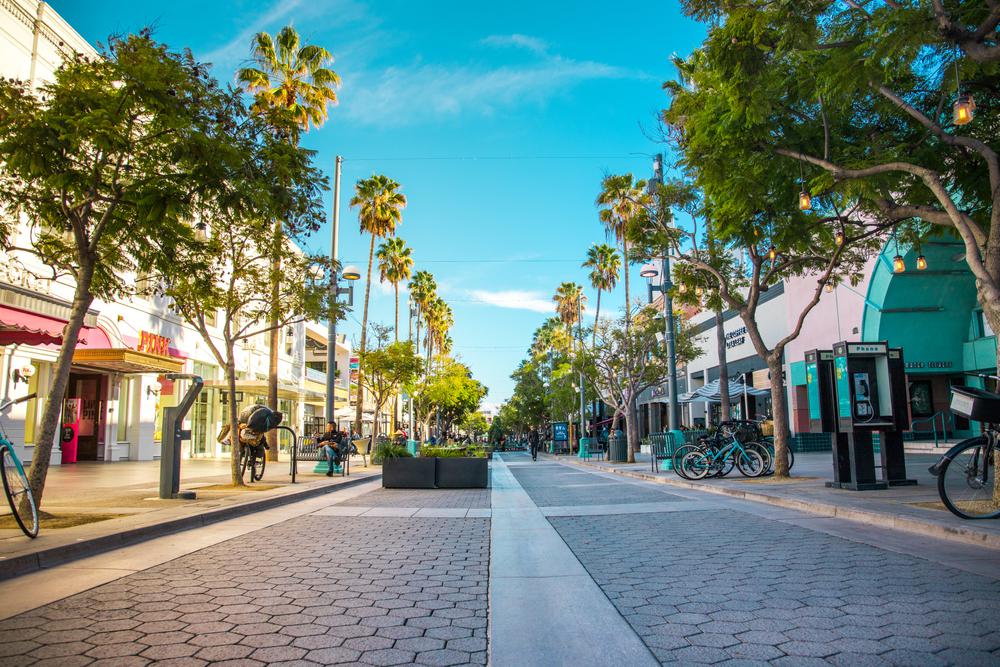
top-left (672, 420), bottom-right (794, 480)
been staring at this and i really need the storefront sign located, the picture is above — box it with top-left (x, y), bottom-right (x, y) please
top-left (0, 263), bottom-right (52, 295)
top-left (905, 360), bottom-right (954, 370)
top-left (552, 422), bottom-right (569, 442)
top-left (725, 326), bottom-right (747, 350)
top-left (137, 331), bottom-right (171, 357)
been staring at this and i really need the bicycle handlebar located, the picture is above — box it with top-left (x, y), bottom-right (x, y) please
top-left (0, 393), bottom-right (36, 411)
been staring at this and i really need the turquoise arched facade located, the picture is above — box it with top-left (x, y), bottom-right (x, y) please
top-left (861, 235), bottom-right (996, 437)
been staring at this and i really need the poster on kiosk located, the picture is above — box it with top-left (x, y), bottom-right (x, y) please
top-left (61, 397), bottom-right (81, 464)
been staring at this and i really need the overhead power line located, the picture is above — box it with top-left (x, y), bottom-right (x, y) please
top-left (344, 154), bottom-right (650, 162)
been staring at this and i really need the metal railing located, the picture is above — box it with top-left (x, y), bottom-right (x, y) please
top-left (909, 410), bottom-right (954, 448)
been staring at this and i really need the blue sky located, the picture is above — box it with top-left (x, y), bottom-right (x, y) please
top-left (51, 0), bottom-right (706, 406)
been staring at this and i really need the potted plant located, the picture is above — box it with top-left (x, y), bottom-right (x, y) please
top-left (380, 442), bottom-right (435, 488)
top-left (422, 445), bottom-right (489, 488)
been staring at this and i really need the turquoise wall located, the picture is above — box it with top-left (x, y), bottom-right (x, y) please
top-left (862, 238), bottom-right (996, 373)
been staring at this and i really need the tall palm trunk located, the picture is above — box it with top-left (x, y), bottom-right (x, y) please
top-left (266, 218), bottom-right (281, 461)
top-left (592, 289), bottom-right (602, 347)
top-left (394, 284), bottom-right (400, 343)
top-left (354, 234), bottom-right (376, 435)
top-left (622, 240), bottom-right (631, 328)
top-left (393, 283), bottom-right (400, 428)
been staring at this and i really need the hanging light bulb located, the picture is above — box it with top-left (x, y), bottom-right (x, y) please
top-left (798, 190), bottom-right (812, 211)
top-left (835, 230), bottom-right (845, 246)
top-left (767, 245), bottom-right (777, 261)
top-left (916, 255), bottom-right (928, 271)
top-left (825, 282), bottom-right (834, 293)
top-left (695, 286), bottom-right (704, 297)
top-left (678, 283), bottom-right (688, 294)
top-left (893, 255), bottom-right (906, 273)
top-left (953, 94), bottom-right (975, 126)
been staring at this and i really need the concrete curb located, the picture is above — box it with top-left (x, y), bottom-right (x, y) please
top-left (557, 457), bottom-right (1000, 551)
top-left (0, 474), bottom-right (380, 581)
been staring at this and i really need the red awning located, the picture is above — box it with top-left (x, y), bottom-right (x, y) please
top-left (0, 305), bottom-right (112, 348)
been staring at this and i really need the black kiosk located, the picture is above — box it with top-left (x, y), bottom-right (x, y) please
top-left (806, 342), bottom-right (916, 490)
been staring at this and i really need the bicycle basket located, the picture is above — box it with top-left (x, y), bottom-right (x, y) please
top-left (950, 386), bottom-right (1000, 423)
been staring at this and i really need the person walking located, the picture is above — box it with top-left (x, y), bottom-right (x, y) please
top-left (528, 429), bottom-right (539, 462)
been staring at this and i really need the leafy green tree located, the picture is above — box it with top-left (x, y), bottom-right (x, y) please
top-left (0, 34), bottom-right (233, 507)
top-left (238, 25), bottom-right (340, 460)
top-left (416, 358), bottom-right (487, 437)
top-left (460, 412), bottom-right (489, 440)
top-left (351, 174), bottom-right (407, 433)
top-left (359, 341), bottom-right (423, 440)
top-left (376, 237), bottom-right (414, 341)
top-left (163, 86), bottom-right (329, 485)
top-left (582, 243), bottom-right (621, 346)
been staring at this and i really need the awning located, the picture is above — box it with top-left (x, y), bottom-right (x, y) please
top-left (679, 379), bottom-right (770, 404)
top-left (0, 304), bottom-right (112, 348)
top-left (72, 348), bottom-right (183, 374)
top-left (203, 380), bottom-right (303, 401)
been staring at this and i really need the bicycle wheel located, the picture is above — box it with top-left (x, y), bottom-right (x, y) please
top-left (239, 446), bottom-right (251, 482)
top-left (745, 442), bottom-right (772, 474)
top-left (713, 453), bottom-right (735, 478)
top-left (681, 451), bottom-right (711, 480)
top-left (672, 445), bottom-right (701, 479)
top-left (1, 444), bottom-right (38, 538)
top-left (937, 437), bottom-right (1000, 520)
top-left (252, 453), bottom-right (266, 482)
top-left (735, 449), bottom-right (765, 477)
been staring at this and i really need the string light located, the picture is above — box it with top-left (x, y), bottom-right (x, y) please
top-left (825, 282), bottom-right (834, 293)
top-left (893, 255), bottom-right (906, 273)
top-left (678, 283), bottom-right (688, 294)
top-left (835, 229), bottom-right (845, 246)
top-left (917, 255), bottom-right (928, 271)
top-left (953, 57), bottom-right (975, 125)
top-left (767, 245), bottom-right (777, 261)
top-left (798, 161), bottom-right (811, 211)
top-left (695, 286), bottom-right (704, 297)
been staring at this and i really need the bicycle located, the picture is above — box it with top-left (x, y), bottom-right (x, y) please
top-left (680, 424), bottom-right (766, 479)
top-left (0, 393), bottom-right (39, 538)
top-left (929, 380), bottom-right (1000, 520)
top-left (239, 439), bottom-right (267, 483)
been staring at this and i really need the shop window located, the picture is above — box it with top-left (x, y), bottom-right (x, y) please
top-left (117, 377), bottom-right (133, 442)
top-left (908, 380), bottom-right (933, 418)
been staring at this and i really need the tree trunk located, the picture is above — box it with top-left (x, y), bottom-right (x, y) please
top-left (592, 289), bottom-right (602, 347)
top-left (716, 312), bottom-right (731, 422)
top-left (227, 355), bottom-right (244, 486)
top-left (394, 284), bottom-right (399, 343)
top-left (393, 283), bottom-right (400, 430)
top-left (266, 219), bottom-right (281, 461)
top-left (355, 234), bottom-right (376, 435)
top-left (624, 395), bottom-right (639, 464)
top-left (768, 354), bottom-right (791, 478)
top-left (26, 263), bottom-right (95, 509)
top-left (623, 241), bottom-right (631, 329)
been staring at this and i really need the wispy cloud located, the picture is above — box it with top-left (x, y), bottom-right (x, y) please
top-left (480, 33), bottom-right (549, 55)
top-left (341, 36), bottom-right (649, 127)
top-left (467, 289), bottom-right (554, 314)
top-left (201, 0), bottom-right (366, 77)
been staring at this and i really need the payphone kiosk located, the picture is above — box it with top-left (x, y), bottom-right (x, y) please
top-left (824, 341), bottom-right (915, 490)
top-left (804, 350), bottom-right (836, 434)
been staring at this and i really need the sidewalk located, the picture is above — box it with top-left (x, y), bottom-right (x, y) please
top-left (553, 450), bottom-right (1000, 549)
top-left (0, 457), bottom-right (381, 579)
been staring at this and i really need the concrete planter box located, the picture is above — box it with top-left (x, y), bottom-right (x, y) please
top-left (382, 457), bottom-right (436, 488)
top-left (435, 457), bottom-right (488, 488)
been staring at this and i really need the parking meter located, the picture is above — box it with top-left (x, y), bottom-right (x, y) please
top-left (159, 374), bottom-right (203, 500)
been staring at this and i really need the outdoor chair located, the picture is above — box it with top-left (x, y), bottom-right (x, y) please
top-left (352, 438), bottom-right (372, 467)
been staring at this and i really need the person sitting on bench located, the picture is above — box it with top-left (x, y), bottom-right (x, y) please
top-left (316, 422), bottom-right (342, 476)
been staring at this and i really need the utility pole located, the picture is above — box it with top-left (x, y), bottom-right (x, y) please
top-left (325, 156), bottom-right (342, 424)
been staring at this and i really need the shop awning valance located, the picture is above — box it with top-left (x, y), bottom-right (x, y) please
top-left (0, 304), bottom-right (112, 348)
top-left (72, 348), bottom-right (183, 374)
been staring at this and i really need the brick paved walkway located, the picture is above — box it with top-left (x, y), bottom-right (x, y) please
top-left (510, 462), bottom-right (683, 507)
top-left (339, 488), bottom-right (491, 509)
top-left (0, 500), bottom-right (489, 666)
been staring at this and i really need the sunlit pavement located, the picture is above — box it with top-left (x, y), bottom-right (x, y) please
top-left (1, 454), bottom-right (999, 665)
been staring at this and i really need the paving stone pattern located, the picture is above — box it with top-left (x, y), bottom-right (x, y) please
top-left (551, 509), bottom-right (1000, 666)
top-left (339, 488), bottom-right (491, 509)
top-left (510, 465), bottom-right (684, 507)
top-left (0, 515), bottom-right (489, 666)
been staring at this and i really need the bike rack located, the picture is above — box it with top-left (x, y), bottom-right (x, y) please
top-left (277, 425), bottom-right (298, 483)
top-left (159, 374), bottom-right (203, 500)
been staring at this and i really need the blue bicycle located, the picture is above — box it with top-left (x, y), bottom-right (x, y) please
top-left (679, 423), bottom-right (766, 479)
top-left (1, 393), bottom-right (39, 538)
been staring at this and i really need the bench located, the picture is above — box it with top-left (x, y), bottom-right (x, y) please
top-left (651, 432), bottom-right (678, 473)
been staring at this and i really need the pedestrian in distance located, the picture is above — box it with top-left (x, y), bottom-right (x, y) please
top-left (528, 430), bottom-right (539, 462)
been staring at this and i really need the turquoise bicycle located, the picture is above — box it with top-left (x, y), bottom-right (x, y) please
top-left (680, 423), bottom-right (766, 479)
top-left (1, 393), bottom-right (39, 538)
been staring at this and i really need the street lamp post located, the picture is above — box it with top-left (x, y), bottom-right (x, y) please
top-left (646, 153), bottom-right (681, 435)
top-left (325, 155), bottom-right (360, 426)
top-left (576, 295), bottom-right (588, 457)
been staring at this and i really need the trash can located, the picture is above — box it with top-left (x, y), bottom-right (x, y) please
top-left (608, 434), bottom-right (627, 462)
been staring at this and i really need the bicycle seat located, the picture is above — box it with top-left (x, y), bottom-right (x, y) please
top-left (951, 386), bottom-right (1000, 423)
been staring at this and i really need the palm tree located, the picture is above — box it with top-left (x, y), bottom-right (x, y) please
top-left (423, 297), bottom-right (452, 372)
top-left (351, 174), bottom-right (407, 433)
top-left (237, 27), bottom-right (341, 140)
top-left (553, 282), bottom-right (586, 333)
top-left (237, 25), bottom-right (340, 461)
top-left (596, 174), bottom-right (648, 331)
top-left (376, 237), bottom-right (414, 342)
top-left (582, 243), bottom-right (620, 346)
top-left (409, 270), bottom-right (437, 357)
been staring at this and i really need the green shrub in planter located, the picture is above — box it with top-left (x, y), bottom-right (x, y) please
top-left (374, 441), bottom-right (412, 464)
